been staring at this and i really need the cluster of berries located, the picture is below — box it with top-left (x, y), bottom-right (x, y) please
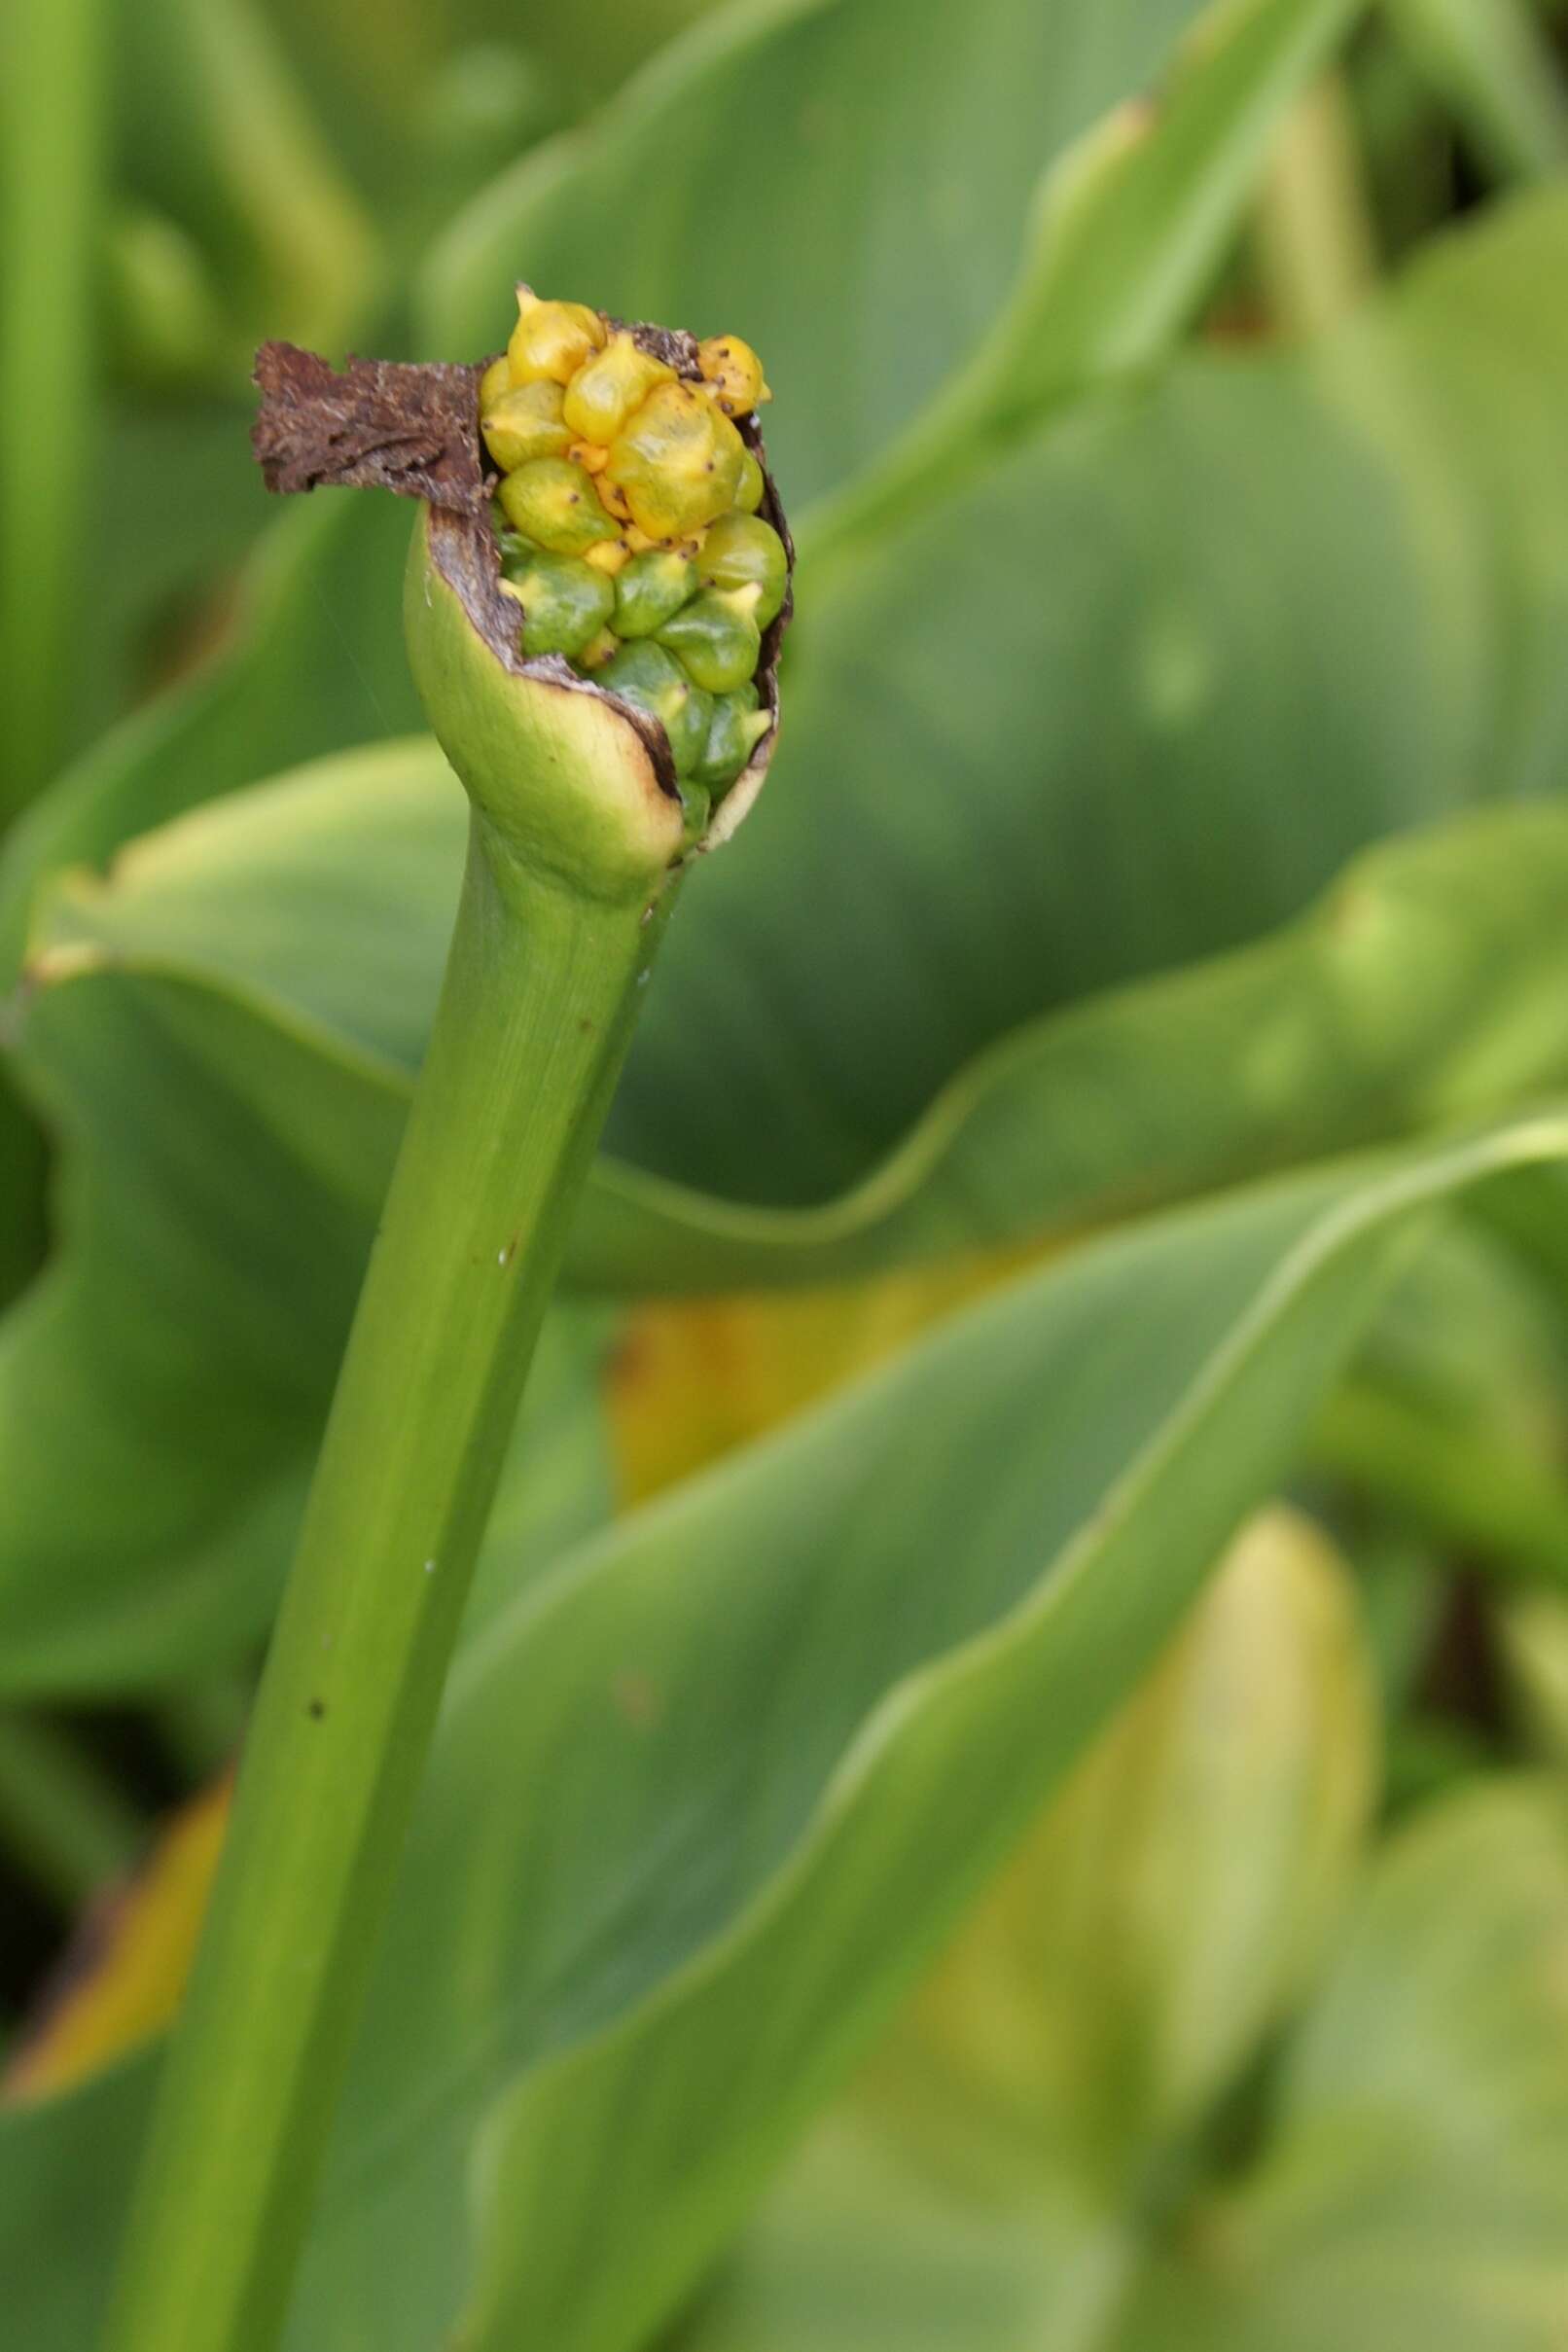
top-left (480, 289), bottom-right (788, 819)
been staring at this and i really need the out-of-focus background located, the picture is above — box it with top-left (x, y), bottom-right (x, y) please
top-left (10, 2), bottom-right (1568, 2346)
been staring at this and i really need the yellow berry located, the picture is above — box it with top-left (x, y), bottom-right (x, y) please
top-left (696, 334), bottom-right (770, 416)
top-left (481, 378), bottom-right (572, 472)
top-left (585, 538), bottom-right (631, 576)
top-left (567, 438), bottom-right (610, 474)
top-left (576, 626), bottom-right (621, 669)
top-left (479, 354), bottom-right (512, 413)
top-left (507, 286), bottom-right (606, 386)
top-left (605, 381), bottom-right (745, 539)
top-left (563, 330), bottom-right (675, 445)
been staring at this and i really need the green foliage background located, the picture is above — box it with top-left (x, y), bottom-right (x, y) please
top-left (6, 0), bottom-right (1568, 2344)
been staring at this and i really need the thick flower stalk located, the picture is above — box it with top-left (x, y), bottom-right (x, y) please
top-left (101, 296), bottom-right (790, 2352)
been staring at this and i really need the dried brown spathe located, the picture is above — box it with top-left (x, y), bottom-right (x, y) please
top-left (252, 341), bottom-right (489, 513)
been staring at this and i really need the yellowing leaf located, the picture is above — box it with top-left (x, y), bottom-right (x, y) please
top-left (3, 1779), bottom-right (230, 2105)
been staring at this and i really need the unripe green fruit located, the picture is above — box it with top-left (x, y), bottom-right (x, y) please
top-left (481, 378), bottom-right (572, 471)
top-left (597, 639), bottom-right (708, 773)
top-left (694, 682), bottom-right (769, 792)
top-left (498, 457), bottom-right (620, 554)
top-left (657, 583), bottom-right (763, 694)
top-left (508, 288), bottom-right (606, 385)
top-left (734, 447), bottom-right (765, 515)
top-left (563, 331), bottom-right (674, 445)
top-left (698, 514), bottom-right (788, 627)
top-left (605, 382), bottom-right (745, 539)
top-left (612, 549), bottom-right (696, 639)
top-left (677, 779), bottom-right (712, 845)
top-left (502, 547), bottom-right (615, 659)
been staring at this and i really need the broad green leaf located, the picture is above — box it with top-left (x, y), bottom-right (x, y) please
top-left (13, 762), bottom-right (1568, 1685)
top-left (0, 492), bottom-right (420, 990)
top-left (1384, 0), bottom-right (1568, 183)
top-left (420, 0), bottom-right (1216, 509)
top-left (41, 757), bottom-right (1568, 1290)
top-left (6, 1113), bottom-right (1566, 2349)
top-left (811, 0), bottom-right (1369, 552)
top-left (12, 201), bottom-right (1568, 1690)
top-left (435, 1117), bottom-right (1568, 2352)
top-left (1119, 1780), bottom-right (1568, 2352)
top-left (0, 750), bottom-right (611, 1693)
top-left (16, 193), bottom-right (1568, 1219)
top-left (868, 1508), bottom-right (1376, 2189)
top-left (682, 1775), bottom-right (1568, 2352)
top-left (680, 1509), bottom-right (1375, 2352)
top-left (16, 765), bottom-right (1568, 1691)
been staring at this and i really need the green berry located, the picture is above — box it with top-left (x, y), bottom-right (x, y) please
top-left (734, 446), bottom-right (766, 514)
top-left (677, 778), bottom-right (713, 846)
top-left (502, 548), bottom-right (614, 659)
top-left (697, 514), bottom-right (788, 627)
top-left (657, 583), bottom-right (763, 694)
top-left (598, 639), bottom-right (708, 773)
top-left (695, 685), bottom-right (769, 793)
top-left (612, 549), bottom-right (696, 639)
top-left (497, 457), bottom-right (620, 555)
top-left (670, 681), bottom-right (714, 776)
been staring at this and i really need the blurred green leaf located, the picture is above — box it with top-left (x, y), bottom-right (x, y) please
top-left (1121, 1779), bottom-right (1568, 2352)
top-left (42, 751), bottom-right (1568, 1291)
top-left (621, 189), bottom-right (1568, 1206)
top-left (439, 1119), bottom-right (1564, 2352)
top-left (682, 1774), bottom-right (1568, 2352)
top-left (16, 773), bottom-right (1568, 1688)
top-left (1384, 0), bottom-right (1568, 182)
top-left (5, 1111), bottom-right (1565, 2348)
top-left (116, 0), bottom-right (379, 370)
top-left (0, 493), bottom-right (421, 991)
top-left (0, 746), bottom-right (610, 1693)
top-left (679, 1508), bottom-right (1376, 2352)
top-left (16, 188), bottom-right (1568, 1233)
top-left (1499, 1590), bottom-right (1568, 1764)
top-left (812, 0), bottom-right (1370, 551)
top-left (421, 0), bottom-right (1219, 509)
top-left (1306, 1218), bottom-right (1568, 1591)
top-left (872, 1508), bottom-right (1377, 2191)
top-left (13, 196), bottom-right (1568, 1690)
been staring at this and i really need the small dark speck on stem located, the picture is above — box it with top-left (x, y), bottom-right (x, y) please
top-left (307, 1699), bottom-right (326, 1721)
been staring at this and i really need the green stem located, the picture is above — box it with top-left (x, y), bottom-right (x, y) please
top-left (1253, 70), bottom-right (1377, 338)
top-left (102, 811), bottom-right (671, 2352)
top-left (0, 0), bottom-right (101, 815)
top-left (0, 1714), bottom-right (141, 1909)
